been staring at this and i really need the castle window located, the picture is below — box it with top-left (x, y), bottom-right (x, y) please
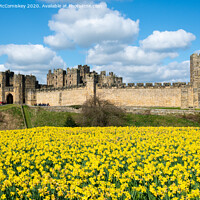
top-left (0, 84), bottom-right (1, 87)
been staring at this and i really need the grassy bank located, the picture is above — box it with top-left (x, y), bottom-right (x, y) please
top-left (0, 104), bottom-right (25, 130)
top-left (26, 106), bottom-right (79, 127)
top-left (25, 106), bottom-right (200, 127)
top-left (1, 104), bottom-right (200, 130)
top-left (125, 113), bottom-right (200, 127)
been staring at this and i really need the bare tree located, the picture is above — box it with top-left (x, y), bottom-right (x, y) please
top-left (81, 96), bottom-right (125, 127)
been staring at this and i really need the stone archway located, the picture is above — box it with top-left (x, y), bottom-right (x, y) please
top-left (7, 93), bottom-right (13, 104)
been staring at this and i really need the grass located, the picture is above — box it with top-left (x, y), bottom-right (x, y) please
top-left (27, 106), bottom-right (79, 127)
top-left (22, 105), bottom-right (33, 128)
top-left (0, 104), bottom-right (25, 129)
top-left (0, 104), bottom-right (21, 111)
top-left (28, 106), bottom-right (200, 127)
top-left (0, 104), bottom-right (23, 119)
top-left (1, 104), bottom-right (200, 129)
top-left (125, 113), bottom-right (200, 127)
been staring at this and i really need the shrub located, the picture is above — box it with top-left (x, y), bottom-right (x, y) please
top-left (64, 115), bottom-right (77, 127)
top-left (81, 96), bottom-right (125, 127)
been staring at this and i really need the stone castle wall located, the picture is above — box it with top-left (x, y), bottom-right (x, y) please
top-left (96, 85), bottom-right (193, 108)
top-left (27, 81), bottom-right (194, 109)
top-left (27, 75), bottom-right (96, 106)
top-left (1, 53), bottom-right (200, 109)
top-left (35, 87), bottom-right (88, 106)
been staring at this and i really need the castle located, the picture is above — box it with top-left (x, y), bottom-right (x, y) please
top-left (0, 53), bottom-right (200, 109)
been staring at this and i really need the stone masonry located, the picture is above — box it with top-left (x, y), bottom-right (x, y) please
top-left (0, 53), bottom-right (200, 109)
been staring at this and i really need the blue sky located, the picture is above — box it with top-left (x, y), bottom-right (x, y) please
top-left (0, 0), bottom-right (199, 83)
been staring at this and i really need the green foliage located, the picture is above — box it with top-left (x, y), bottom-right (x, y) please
top-left (64, 115), bottom-right (77, 127)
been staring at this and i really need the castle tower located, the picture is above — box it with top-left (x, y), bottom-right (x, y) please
top-left (13, 74), bottom-right (25, 104)
top-left (24, 75), bottom-right (37, 104)
top-left (190, 53), bottom-right (200, 108)
top-left (47, 69), bottom-right (67, 88)
top-left (86, 74), bottom-right (96, 100)
top-left (0, 72), bottom-right (6, 102)
top-left (78, 65), bottom-right (90, 84)
top-left (190, 53), bottom-right (200, 86)
top-left (66, 68), bottom-right (80, 87)
top-left (47, 70), bottom-right (53, 86)
top-left (54, 69), bottom-right (66, 88)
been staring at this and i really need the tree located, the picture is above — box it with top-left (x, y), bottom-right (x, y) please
top-left (81, 96), bottom-right (125, 127)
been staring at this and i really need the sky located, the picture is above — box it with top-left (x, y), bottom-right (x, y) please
top-left (0, 0), bottom-right (199, 84)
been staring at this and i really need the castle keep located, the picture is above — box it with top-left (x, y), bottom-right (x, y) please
top-left (0, 53), bottom-right (200, 109)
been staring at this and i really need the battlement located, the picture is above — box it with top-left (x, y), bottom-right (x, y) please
top-left (53, 68), bottom-right (66, 74)
top-left (67, 68), bottom-right (79, 72)
top-left (36, 83), bottom-right (86, 92)
top-left (191, 53), bottom-right (200, 58)
top-left (97, 82), bottom-right (191, 89)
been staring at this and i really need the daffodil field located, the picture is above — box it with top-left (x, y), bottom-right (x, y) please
top-left (1, 127), bottom-right (200, 200)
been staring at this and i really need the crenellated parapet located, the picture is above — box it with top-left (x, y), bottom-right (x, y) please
top-left (97, 82), bottom-right (191, 89)
top-left (36, 84), bottom-right (86, 92)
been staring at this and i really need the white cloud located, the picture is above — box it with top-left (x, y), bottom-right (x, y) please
top-left (44, 2), bottom-right (139, 49)
top-left (86, 28), bottom-right (195, 83)
top-left (140, 29), bottom-right (196, 51)
top-left (0, 44), bottom-right (66, 83)
top-left (0, 64), bottom-right (6, 71)
top-left (156, 61), bottom-right (190, 82)
top-left (92, 61), bottom-right (190, 84)
top-left (195, 50), bottom-right (200, 54)
top-left (87, 42), bottom-right (178, 66)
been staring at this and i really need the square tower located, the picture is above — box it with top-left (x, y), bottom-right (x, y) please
top-left (190, 53), bottom-right (200, 108)
top-left (190, 53), bottom-right (200, 86)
